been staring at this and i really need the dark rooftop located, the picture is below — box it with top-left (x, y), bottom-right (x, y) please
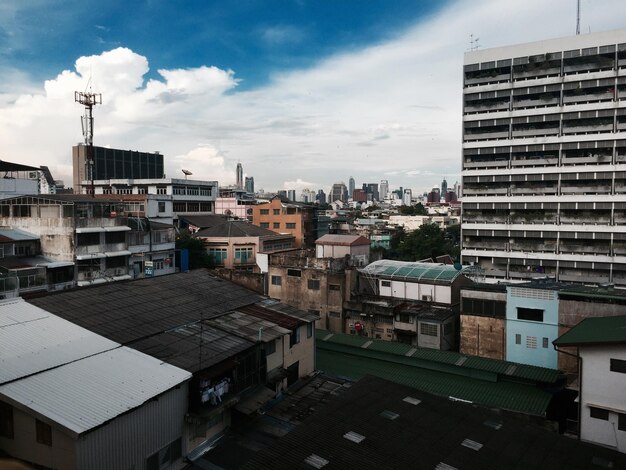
top-left (28, 270), bottom-right (263, 345)
top-left (243, 375), bottom-right (626, 470)
top-left (195, 220), bottom-right (293, 239)
top-left (558, 284), bottom-right (626, 302)
top-left (179, 214), bottom-right (228, 229)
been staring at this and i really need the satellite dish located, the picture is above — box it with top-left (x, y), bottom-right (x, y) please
top-left (182, 169), bottom-right (192, 176)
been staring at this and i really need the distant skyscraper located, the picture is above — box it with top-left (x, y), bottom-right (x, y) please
top-left (316, 189), bottom-right (326, 204)
top-left (236, 162), bottom-right (243, 189)
top-left (441, 178), bottom-right (448, 196)
top-left (330, 182), bottom-right (348, 202)
top-left (380, 180), bottom-right (389, 201)
top-left (348, 177), bottom-right (355, 198)
top-left (403, 189), bottom-right (412, 206)
top-left (245, 176), bottom-right (254, 194)
top-left (287, 189), bottom-right (296, 201)
top-left (363, 183), bottom-right (379, 202)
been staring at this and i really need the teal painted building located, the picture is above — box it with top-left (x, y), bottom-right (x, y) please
top-left (506, 284), bottom-right (559, 369)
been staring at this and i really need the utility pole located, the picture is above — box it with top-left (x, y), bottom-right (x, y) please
top-left (75, 91), bottom-right (102, 197)
top-left (576, 0), bottom-right (581, 35)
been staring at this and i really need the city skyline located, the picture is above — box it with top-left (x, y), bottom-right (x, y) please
top-left (1, 1), bottom-right (626, 192)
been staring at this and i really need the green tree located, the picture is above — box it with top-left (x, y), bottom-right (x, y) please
top-left (392, 224), bottom-right (453, 261)
top-left (176, 230), bottom-right (214, 269)
top-left (398, 203), bottom-right (428, 216)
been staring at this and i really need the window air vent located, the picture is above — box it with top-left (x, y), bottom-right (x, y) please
top-left (380, 410), bottom-right (399, 420)
top-left (483, 419), bottom-right (503, 430)
top-left (403, 396), bottom-right (421, 405)
top-left (461, 439), bottom-right (483, 451)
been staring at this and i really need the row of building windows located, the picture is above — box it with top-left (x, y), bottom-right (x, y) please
top-left (260, 222), bottom-right (297, 229)
top-left (589, 406), bottom-right (626, 432)
top-left (514, 334), bottom-right (550, 349)
top-left (0, 401), bottom-right (51, 446)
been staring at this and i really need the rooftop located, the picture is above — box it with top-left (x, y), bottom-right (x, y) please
top-left (207, 310), bottom-right (290, 343)
top-left (315, 234), bottom-right (370, 246)
top-left (179, 214), bottom-right (228, 229)
top-left (361, 259), bottom-right (465, 284)
top-left (195, 220), bottom-right (293, 239)
top-left (0, 227), bottom-right (39, 242)
top-left (554, 315), bottom-right (626, 347)
top-left (0, 298), bottom-right (117, 384)
top-left (0, 346), bottom-right (191, 436)
top-left (244, 375), bottom-right (626, 470)
top-left (28, 270), bottom-right (263, 344)
top-left (316, 330), bottom-right (560, 416)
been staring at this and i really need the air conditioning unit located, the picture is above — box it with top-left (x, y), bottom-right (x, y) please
top-left (422, 295), bottom-right (432, 302)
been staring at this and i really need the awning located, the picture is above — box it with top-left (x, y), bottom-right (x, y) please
top-left (234, 386), bottom-right (276, 415)
top-left (104, 226), bottom-right (132, 232)
top-left (113, 275), bottom-right (132, 281)
top-left (76, 253), bottom-right (106, 260)
top-left (394, 328), bottom-right (417, 336)
top-left (105, 250), bottom-right (132, 257)
top-left (76, 227), bottom-right (105, 233)
top-left (40, 261), bottom-right (75, 268)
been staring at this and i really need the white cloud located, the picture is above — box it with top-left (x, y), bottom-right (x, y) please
top-left (1, 0), bottom-right (626, 192)
top-left (283, 178), bottom-right (317, 191)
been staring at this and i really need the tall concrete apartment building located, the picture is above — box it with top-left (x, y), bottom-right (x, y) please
top-left (461, 30), bottom-right (626, 286)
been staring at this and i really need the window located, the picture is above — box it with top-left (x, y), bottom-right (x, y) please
top-left (287, 269), bottom-right (301, 277)
top-left (286, 223), bottom-right (296, 229)
top-left (208, 248), bottom-right (227, 265)
top-left (542, 337), bottom-right (549, 349)
top-left (158, 202), bottom-right (166, 213)
top-left (329, 284), bottom-right (340, 291)
top-left (526, 336), bottom-right (537, 349)
top-left (307, 279), bottom-right (320, 290)
top-left (610, 358), bottom-right (626, 374)
top-left (515, 334), bottom-right (521, 344)
top-left (266, 339), bottom-right (276, 355)
top-left (156, 186), bottom-right (167, 195)
top-left (235, 247), bottom-right (253, 263)
top-left (517, 307), bottom-right (544, 322)
top-left (395, 313), bottom-right (413, 324)
top-left (260, 222), bottom-right (269, 228)
top-left (271, 275), bottom-right (282, 286)
top-left (260, 209), bottom-right (269, 215)
top-left (153, 259), bottom-right (164, 270)
top-left (290, 327), bottom-right (300, 347)
top-left (619, 413), bottom-right (626, 432)
top-left (0, 402), bottom-right (13, 439)
top-left (307, 322), bottom-right (313, 338)
top-left (273, 209), bottom-right (280, 215)
top-left (146, 438), bottom-right (182, 470)
top-left (381, 280), bottom-right (391, 287)
top-left (36, 419), bottom-right (52, 446)
top-left (590, 407), bottom-right (609, 421)
top-left (420, 323), bottom-right (438, 337)
top-left (273, 222), bottom-right (280, 229)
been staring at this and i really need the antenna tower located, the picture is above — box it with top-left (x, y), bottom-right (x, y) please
top-left (469, 34), bottom-right (480, 52)
top-left (74, 91), bottom-right (102, 196)
top-left (576, 0), bottom-right (580, 35)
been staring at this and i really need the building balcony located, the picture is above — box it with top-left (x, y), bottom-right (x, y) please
top-left (562, 124), bottom-right (614, 134)
top-left (560, 185), bottom-right (612, 195)
top-left (513, 67), bottom-right (561, 80)
top-left (510, 243), bottom-right (556, 253)
top-left (464, 131), bottom-right (510, 141)
top-left (76, 217), bottom-right (127, 229)
top-left (511, 157), bottom-right (558, 166)
top-left (511, 127), bottom-right (560, 137)
top-left (562, 155), bottom-right (611, 165)
top-left (463, 160), bottom-right (509, 169)
top-left (512, 98), bottom-right (560, 109)
top-left (462, 187), bottom-right (508, 196)
top-left (464, 243), bottom-right (508, 251)
top-left (464, 102), bottom-right (510, 113)
top-left (559, 244), bottom-right (611, 255)
top-left (510, 187), bottom-right (558, 195)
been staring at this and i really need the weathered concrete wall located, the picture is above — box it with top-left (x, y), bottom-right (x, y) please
top-left (214, 268), bottom-right (264, 294)
top-left (460, 315), bottom-right (506, 360)
top-left (1, 216), bottom-right (74, 261)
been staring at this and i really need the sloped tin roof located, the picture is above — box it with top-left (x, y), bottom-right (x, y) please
top-left (554, 315), bottom-right (626, 346)
top-left (360, 260), bottom-right (464, 284)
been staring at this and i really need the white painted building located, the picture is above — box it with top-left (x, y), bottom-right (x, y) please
top-left (0, 298), bottom-right (192, 470)
top-left (554, 315), bottom-right (626, 453)
top-left (462, 29), bottom-right (626, 285)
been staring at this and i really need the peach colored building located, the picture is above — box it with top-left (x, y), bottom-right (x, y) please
top-left (251, 196), bottom-right (316, 248)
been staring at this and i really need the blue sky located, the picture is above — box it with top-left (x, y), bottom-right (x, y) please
top-left (1, 0), bottom-right (625, 194)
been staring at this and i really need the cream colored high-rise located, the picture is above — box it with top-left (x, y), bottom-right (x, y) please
top-left (461, 30), bottom-right (626, 286)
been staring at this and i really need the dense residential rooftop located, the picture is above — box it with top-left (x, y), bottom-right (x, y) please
top-left (244, 375), bottom-right (626, 470)
top-left (316, 330), bottom-right (561, 416)
top-left (360, 259), bottom-right (465, 284)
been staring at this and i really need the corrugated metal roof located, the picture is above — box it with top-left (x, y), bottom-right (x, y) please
top-left (317, 330), bottom-right (560, 385)
top-left (0, 298), bottom-right (118, 384)
top-left (208, 311), bottom-right (290, 343)
top-left (0, 346), bottom-right (191, 435)
top-left (554, 315), bottom-right (626, 346)
top-left (0, 228), bottom-right (39, 241)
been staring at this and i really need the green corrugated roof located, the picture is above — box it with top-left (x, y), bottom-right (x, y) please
top-left (554, 315), bottom-right (626, 346)
top-left (316, 330), bottom-right (560, 383)
top-left (316, 349), bottom-right (552, 416)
